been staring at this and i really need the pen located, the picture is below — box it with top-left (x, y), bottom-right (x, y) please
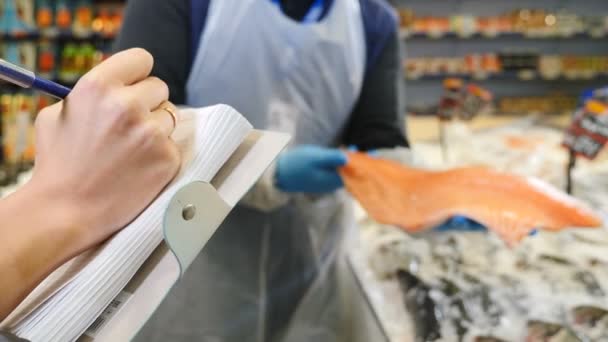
top-left (0, 58), bottom-right (72, 99)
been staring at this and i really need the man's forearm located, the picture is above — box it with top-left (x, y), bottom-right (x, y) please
top-left (0, 181), bottom-right (83, 320)
top-left (240, 161), bottom-right (290, 212)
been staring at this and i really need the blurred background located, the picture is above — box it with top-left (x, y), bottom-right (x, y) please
top-left (0, 0), bottom-right (124, 184)
top-left (391, 0), bottom-right (608, 116)
top-left (1, 0), bottom-right (607, 180)
top-left (1, 1), bottom-right (608, 341)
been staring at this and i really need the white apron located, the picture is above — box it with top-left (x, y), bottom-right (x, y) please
top-left (136, 0), bottom-right (365, 341)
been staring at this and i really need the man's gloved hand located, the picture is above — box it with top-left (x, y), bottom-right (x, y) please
top-left (275, 145), bottom-right (347, 193)
top-left (434, 216), bottom-right (487, 232)
top-left (434, 216), bottom-right (539, 236)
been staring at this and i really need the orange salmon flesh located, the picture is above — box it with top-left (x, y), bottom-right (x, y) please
top-left (340, 152), bottom-right (603, 246)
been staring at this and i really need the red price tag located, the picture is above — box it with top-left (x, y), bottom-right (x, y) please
top-left (563, 101), bottom-right (608, 160)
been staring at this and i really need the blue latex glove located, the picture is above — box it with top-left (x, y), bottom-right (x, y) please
top-left (434, 216), bottom-right (487, 232)
top-left (276, 145), bottom-right (347, 193)
top-left (348, 145), bottom-right (379, 157)
top-left (434, 216), bottom-right (539, 236)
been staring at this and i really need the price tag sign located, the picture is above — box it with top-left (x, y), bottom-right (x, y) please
top-left (437, 96), bottom-right (460, 121)
top-left (563, 101), bottom-right (608, 159)
top-left (437, 78), bottom-right (463, 121)
top-left (460, 84), bottom-right (492, 121)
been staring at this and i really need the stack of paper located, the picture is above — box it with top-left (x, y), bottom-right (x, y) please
top-left (0, 105), bottom-right (273, 341)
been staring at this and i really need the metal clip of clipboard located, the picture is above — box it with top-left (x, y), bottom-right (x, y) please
top-left (163, 181), bottom-right (231, 277)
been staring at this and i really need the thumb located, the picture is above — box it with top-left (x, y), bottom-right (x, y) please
top-left (314, 149), bottom-right (348, 168)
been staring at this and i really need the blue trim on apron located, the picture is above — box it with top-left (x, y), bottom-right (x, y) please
top-left (270, 0), bottom-right (326, 23)
top-left (190, 0), bottom-right (211, 64)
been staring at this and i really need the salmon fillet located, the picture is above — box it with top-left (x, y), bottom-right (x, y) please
top-left (503, 135), bottom-right (545, 150)
top-left (340, 152), bottom-right (603, 246)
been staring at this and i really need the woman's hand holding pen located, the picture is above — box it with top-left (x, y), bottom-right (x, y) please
top-left (29, 48), bottom-right (182, 254)
top-left (0, 48), bottom-right (182, 319)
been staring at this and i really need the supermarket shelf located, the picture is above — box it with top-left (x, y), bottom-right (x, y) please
top-left (405, 72), bottom-right (608, 82)
top-left (1, 30), bottom-right (116, 41)
top-left (400, 30), bottom-right (608, 40)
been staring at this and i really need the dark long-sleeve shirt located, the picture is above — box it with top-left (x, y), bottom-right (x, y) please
top-left (114, 0), bottom-right (409, 149)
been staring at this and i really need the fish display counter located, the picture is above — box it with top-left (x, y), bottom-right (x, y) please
top-left (348, 119), bottom-right (608, 341)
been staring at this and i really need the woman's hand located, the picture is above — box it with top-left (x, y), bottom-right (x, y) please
top-left (30, 48), bottom-right (181, 252)
top-left (0, 48), bottom-right (182, 320)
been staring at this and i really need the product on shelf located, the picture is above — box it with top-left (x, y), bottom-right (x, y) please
top-left (398, 8), bottom-right (415, 30)
top-left (1, 39), bottom-right (111, 84)
top-left (36, 39), bottom-right (57, 79)
top-left (1, 94), bottom-right (20, 185)
top-left (397, 7), bottom-right (607, 39)
top-left (0, 91), bottom-right (52, 186)
top-left (498, 94), bottom-right (578, 115)
top-left (16, 0), bottom-right (36, 29)
top-left (405, 54), bottom-right (608, 80)
top-left (0, 0), bottom-right (35, 35)
top-left (55, 0), bottom-right (73, 30)
top-left (13, 94), bottom-right (35, 167)
top-left (450, 15), bottom-right (478, 38)
top-left (111, 6), bottom-right (123, 35)
top-left (91, 7), bottom-right (110, 34)
top-left (405, 58), bottom-right (462, 79)
top-left (538, 55), bottom-right (562, 80)
top-left (498, 52), bottom-right (539, 72)
top-left (35, 0), bottom-right (54, 31)
top-left (0, 95), bottom-right (9, 186)
top-left (59, 43), bottom-right (79, 82)
top-left (1, 42), bottom-right (37, 71)
top-left (465, 53), bottom-right (501, 77)
top-left (72, 0), bottom-right (94, 36)
top-left (2, 0), bottom-right (124, 39)
top-left (58, 42), bottom-right (106, 82)
top-left (92, 6), bottom-right (123, 37)
top-left (477, 14), bottom-right (512, 37)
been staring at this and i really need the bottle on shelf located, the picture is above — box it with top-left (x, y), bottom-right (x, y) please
top-left (36, 0), bottom-right (55, 33)
top-left (0, 95), bottom-right (10, 187)
top-left (14, 94), bottom-right (34, 172)
top-left (37, 39), bottom-right (57, 79)
top-left (59, 43), bottom-right (78, 83)
top-left (73, 0), bottom-right (94, 37)
top-left (1, 94), bottom-right (19, 186)
top-left (55, 0), bottom-right (73, 31)
top-left (397, 7), bottom-right (607, 39)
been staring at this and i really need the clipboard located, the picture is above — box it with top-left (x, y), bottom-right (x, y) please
top-left (76, 130), bottom-right (290, 341)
